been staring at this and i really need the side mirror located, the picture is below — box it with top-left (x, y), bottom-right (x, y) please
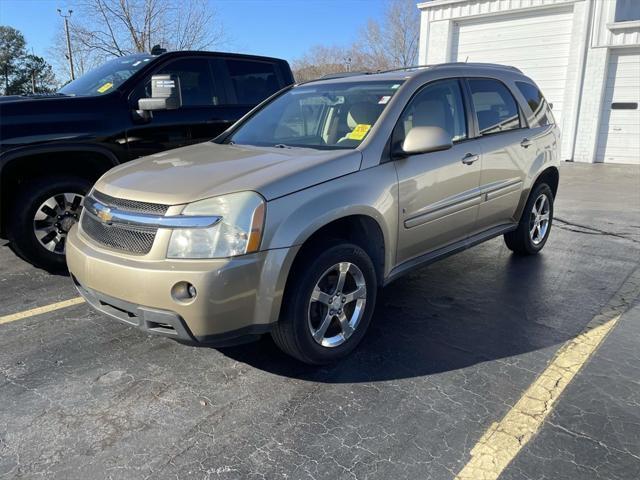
top-left (138, 74), bottom-right (182, 112)
top-left (396, 126), bottom-right (453, 157)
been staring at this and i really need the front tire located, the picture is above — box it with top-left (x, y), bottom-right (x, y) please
top-left (504, 183), bottom-right (554, 255)
top-left (8, 176), bottom-right (90, 272)
top-left (272, 242), bottom-right (378, 364)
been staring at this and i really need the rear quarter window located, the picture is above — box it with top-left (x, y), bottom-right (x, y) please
top-left (226, 59), bottom-right (282, 105)
top-left (515, 81), bottom-right (554, 127)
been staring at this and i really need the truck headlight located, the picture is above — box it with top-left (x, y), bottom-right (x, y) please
top-left (167, 191), bottom-right (265, 259)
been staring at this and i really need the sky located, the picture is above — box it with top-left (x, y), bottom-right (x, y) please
top-left (0, 0), bottom-right (390, 62)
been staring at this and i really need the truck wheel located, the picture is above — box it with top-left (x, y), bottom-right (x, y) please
top-left (272, 242), bottom-right (377, 364)
top-left (8, 176), bottom-right (91, 272)
top-left (504, 183), bottom-right (554, 255)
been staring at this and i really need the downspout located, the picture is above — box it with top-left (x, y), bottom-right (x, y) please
top-left (568, 0), bottom-right (595, 161)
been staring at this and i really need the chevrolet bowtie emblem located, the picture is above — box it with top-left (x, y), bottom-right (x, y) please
top-left (95, 205), bottom-right (113, 223)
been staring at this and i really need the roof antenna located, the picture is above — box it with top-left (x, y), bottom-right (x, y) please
top-left (465, 56), bottom-right (469, 63)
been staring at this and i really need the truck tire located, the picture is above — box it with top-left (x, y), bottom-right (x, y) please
top-left (8, 176), bottom-right (91, 272)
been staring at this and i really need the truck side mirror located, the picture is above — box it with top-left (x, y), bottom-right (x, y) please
top-left (138, 74), bottom-right (182, 112)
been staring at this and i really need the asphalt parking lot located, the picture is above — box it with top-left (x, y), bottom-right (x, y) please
top-left (1, 162), bottom-right (639, 480)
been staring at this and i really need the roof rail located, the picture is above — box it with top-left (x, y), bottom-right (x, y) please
top-left (296, 70), bottom-right (372, 86)
top-left (319, 71), bottom-right (372, 80)
top-left (375, 64), bottom-right (434, 74)
top-left (430, 62), bottom-right (523, 73)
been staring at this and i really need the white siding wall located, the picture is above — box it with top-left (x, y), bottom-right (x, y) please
top-left (451, 8), bottom-right (574, 126)
top-left (596, 50), bottom-right (640, 164)
top-left (418, 0), bottom-right (640, 164)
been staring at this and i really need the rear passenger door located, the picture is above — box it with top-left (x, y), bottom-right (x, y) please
top-left (465, 78), bottom-right (531, 233)
top-left (394, 79), bottom-right (481, 264)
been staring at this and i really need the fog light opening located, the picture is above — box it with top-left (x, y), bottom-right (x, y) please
top-left (171, 281), bottom-right (197, 303)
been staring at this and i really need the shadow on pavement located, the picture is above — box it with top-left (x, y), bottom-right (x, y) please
top-left (218, 253), bottom-right (573, 383)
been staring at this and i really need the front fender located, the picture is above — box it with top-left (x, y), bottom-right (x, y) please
top-left (262, 163), bottom-right (399, 278)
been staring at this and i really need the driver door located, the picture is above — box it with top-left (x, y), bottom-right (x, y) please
top-left (394, 79), bottom-right (482, 264)
top-left (126, 57), bottom-right (226, 160)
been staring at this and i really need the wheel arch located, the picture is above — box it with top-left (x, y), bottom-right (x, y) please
top-left (0, 145), bottom-right (121, 236)
top-left (514, 165), bottom-right (560, 224)
top-left (289, 213), bottom-right (387, 285)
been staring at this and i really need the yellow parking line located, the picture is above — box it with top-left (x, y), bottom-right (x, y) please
top-left (0, 297), bottom-right (85, 325)
top-left (455, 267), bottom-right (640, 480)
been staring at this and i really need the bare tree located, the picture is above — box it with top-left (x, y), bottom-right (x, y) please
top-left (292, 0), bottom-right (419, 82)
top-left (358, 0), bottom-right (419, 69)
top-left (50, 0), bottom-right (225, 82)
top-left (292, 45), bottom-right (371, 83)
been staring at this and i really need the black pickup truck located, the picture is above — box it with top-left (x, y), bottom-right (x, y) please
top-left (0, 50), bottom-right (294, 270)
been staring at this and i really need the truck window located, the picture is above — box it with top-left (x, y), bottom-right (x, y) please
top-left (225, 59), bottom-right (281, 105)
top-left (156, 58), bottom-right (220, 106)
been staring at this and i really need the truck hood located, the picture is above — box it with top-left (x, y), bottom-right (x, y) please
top-left (95, 142), bottom-right (362, 204)
top-left (0, 94), bottom-right (112, 148)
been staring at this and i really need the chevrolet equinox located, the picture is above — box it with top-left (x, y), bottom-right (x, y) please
top-left (67, 63), bottom-right (560, 364)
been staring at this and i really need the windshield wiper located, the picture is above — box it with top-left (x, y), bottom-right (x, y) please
top-left (273, 144), bottom-right (294, 149)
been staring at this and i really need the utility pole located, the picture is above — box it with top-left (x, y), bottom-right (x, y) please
top-left (344, 57), bottom-right (352, 73)
top-left (31, 70), bottom-right (36, 93)
top-left (57, 9), bottom-right (75, 80)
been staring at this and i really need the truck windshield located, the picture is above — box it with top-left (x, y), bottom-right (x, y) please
top-left (226, 80), bottom-right (404, 149)
top-left (58, 55), bottom-right (153, 96)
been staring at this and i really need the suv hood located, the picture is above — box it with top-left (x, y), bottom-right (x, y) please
top-left (95, 142), bottom-right (362, 204)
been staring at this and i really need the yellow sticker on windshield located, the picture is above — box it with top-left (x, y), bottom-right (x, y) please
top-left (97, 82), bottom-right (113, 93)
top-left (346, 124), bottom-right (371, 141)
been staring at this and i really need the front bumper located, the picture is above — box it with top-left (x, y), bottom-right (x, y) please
top-left (66, 225), bottom-right (297, 344)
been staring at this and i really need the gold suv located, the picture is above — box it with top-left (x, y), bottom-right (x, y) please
top-left (67, 64), bottom-right (560, 364)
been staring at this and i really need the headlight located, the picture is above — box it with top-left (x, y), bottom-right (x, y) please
top-left (167, 191), bottom-right (265, 259)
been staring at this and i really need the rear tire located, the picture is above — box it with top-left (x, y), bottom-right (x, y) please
top-left (504, 183), bottom-right (554, 255)
top-left (8, 176), bottom-right (91, 272)
top-left (272, 242), bottom-right (377, 364)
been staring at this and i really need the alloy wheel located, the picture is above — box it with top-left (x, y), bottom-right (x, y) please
top-left (529, 193), bottom-right (550, 245)
top-left (308, 262), bottom-right (368, 348)
top-left (33, 193), bottom-right (84, 254)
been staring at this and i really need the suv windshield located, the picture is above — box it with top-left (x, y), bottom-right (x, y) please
top-left (226, 80), bottom-right (404, 149)
top-left (59, 55), bottom-right (153, 96)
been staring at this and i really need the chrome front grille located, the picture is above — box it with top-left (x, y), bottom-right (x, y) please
top-left (81, 191), bottom-right (167, 254)
top-left (91, 190), bottom-right (169, 215)
top-left (81, 214), bottom-right (157, 254)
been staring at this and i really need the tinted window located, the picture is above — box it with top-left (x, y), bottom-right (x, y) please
top-left (516, 81), bottom-right (553, 127)
top-left (468, 79), bottom-right (521, 135)
top-left (394, 79), bottom-right (467, 148)
top-left (226, 60), bottom-right (280, 104)
top-left (157, 58), bottom-right (218, 106)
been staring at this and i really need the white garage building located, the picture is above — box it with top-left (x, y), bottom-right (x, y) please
top-left (418, 0), bottom-right (640, 164)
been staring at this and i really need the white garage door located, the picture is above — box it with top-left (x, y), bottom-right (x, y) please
top-left (596, 50), bottom-right (640, 164)
top-left (452, 7), bottom-right (573, 127)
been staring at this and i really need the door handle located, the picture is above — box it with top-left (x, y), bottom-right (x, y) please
top-left (461, 153), bottom-right (479, 165)
top-left (521, 138), bottom-right (533, 148)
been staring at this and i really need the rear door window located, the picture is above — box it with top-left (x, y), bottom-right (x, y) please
top-left (225, 59), bottom-right (281, 105)
top-left (516, 81), bottom-right (554, 127)
top-left (468, 78), bottom-right (521, 135)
